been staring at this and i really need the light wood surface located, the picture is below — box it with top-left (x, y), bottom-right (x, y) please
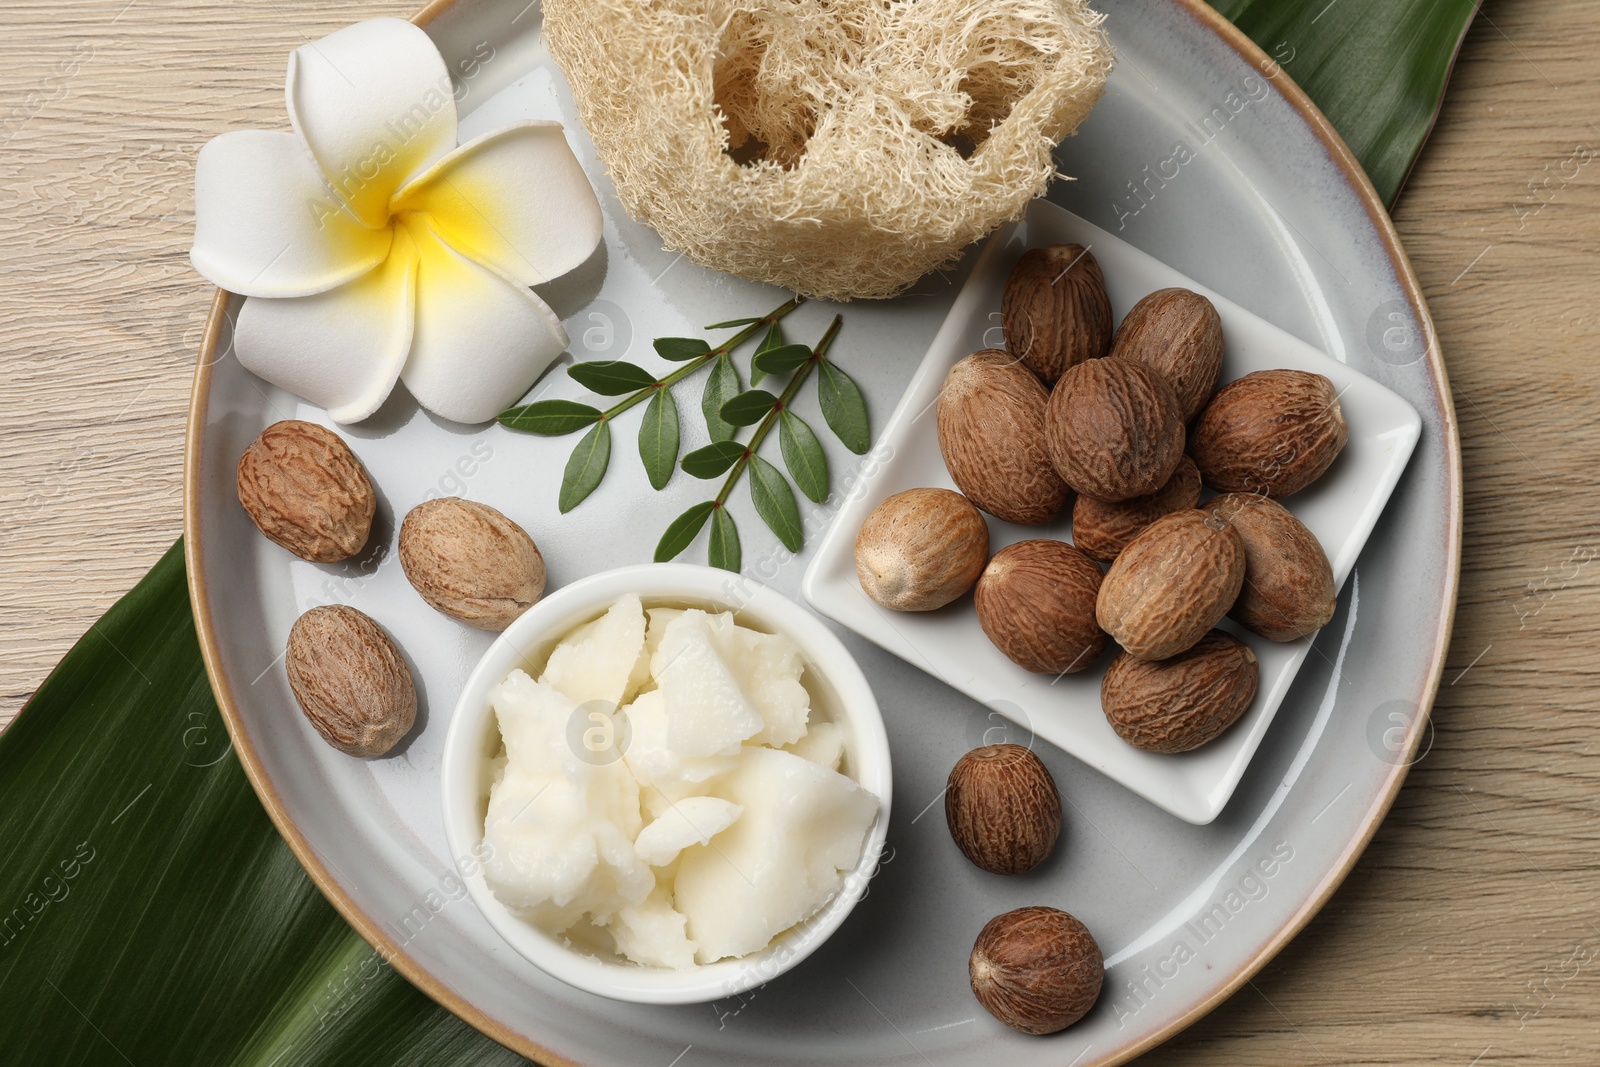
top-left (3, 0), bottom-right (1595, 1062)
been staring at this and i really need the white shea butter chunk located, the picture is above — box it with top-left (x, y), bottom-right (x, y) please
top-left (633, 795), bottom-right (743, 868)
top-left (621, 689), bottom-right (738, 813)
top-left (642, 607), bottom-right (684, 666)
top-left (675, 747), bottom-right (878, 963)
top-left (609, 886), bottom-right (697, 970)
top-left (650, 608), bottom-right (811, 751)
top-left (784, 721), bottom-right (844, 771)
top-left (491, 669), bottom-right (568, 775)
top-left (541, 594), bottom-right (647, 710)
top-left (698, 611), bottom-right (810, 747)
top-left (482, 671), bottom-right (651, 926)
top-left (650, 611), bottom-right (764, 757)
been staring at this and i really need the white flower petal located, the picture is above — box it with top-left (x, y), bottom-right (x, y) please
top-left (393, 122), bottom-right (603, 287)
top-left (234, 227), bottom-right (418, 424)
top-left (191, 130), bottom-right (392, 297)
top-left (399, 220), bottom-right (568, 424)
top-left (287, 18), bottom-right (457, 228)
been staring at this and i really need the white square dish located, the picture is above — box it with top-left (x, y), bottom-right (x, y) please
top-left (801, 200), bottom-right (1421, 824)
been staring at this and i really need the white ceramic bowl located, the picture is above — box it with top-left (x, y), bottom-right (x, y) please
top-left (440, 562), bottom-right (893, 1005)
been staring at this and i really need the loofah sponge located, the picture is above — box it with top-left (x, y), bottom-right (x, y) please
top-left (544, 0), bottom-right (1113, 301)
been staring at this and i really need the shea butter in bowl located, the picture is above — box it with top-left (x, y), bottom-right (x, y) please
top-left (440, 563), bottom-right (892, 1004)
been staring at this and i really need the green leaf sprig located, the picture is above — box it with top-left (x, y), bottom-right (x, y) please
top-left (498, 298), bottom-right (869, 573)
top-left (660, 314), bottom-right (870, 571)
top-left (498, 296), bottom-right (804, 511)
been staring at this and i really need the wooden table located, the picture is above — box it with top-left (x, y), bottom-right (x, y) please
top-left (3, 0), bottom-right (1595, 1061)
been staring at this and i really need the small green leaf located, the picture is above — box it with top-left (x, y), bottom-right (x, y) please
top-left (753, 343), bottom-right (813, 378)
top-left (638, 388), bottom-right (679, 490)
top-left (568, 360), bottom-right (657, 396)
top-left (497, 398), bottom-right (602, 435)
top-left (751, 321), bottom-right (785, 385)
top-left (748, 455), bottom-right (803, 552)
top-left (779, 411), bottom-right (829, 503)
top-left (721, 389), bottom-right (780, 427)
top-left (559, 420), bottom-right (611, 513)
top-left (756, 321), bottom-right (785, 354)
top-left (708, 506), bottom-right (741, 572)
top-left (702, 354), bottom-right (742, 444)
top-left (704, 316), bottom-right (760, 330)
top-left (656, 501), bottom-right (715, 561)
top-left (654, 337), bottom-right (713, 362)
top-left (681, 440), bottom-right (747, 479)
top-left (818, 360), bottom-right (870, 454)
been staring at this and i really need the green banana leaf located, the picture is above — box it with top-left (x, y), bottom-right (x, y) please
top-left (1211, 0), bottom-right (1481, 205)
top-left (0, 3), bottom-right (1478, 1063)
top-left (0, 542), bottom-right (523, 1066)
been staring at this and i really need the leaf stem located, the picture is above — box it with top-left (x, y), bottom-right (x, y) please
top-left (713, 315), bottom-right (842, 507)
top-left (597, 296), bottom-right (804, 423)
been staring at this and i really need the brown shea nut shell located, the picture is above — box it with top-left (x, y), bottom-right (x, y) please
top-left (855, 488), bottom-right (989, 611)
top-left (1101, 631), bottom-right (1259, 753)
top-left (237, 420), bottom-right (375, 563)
top-left (945, 744), bottom-right (1062, 875)
top-left (1096, 509), bottom-right (1246, 661)
top-left (1001, 244), bottom-right (1113, 384)
top-left (286, 605), bottom-right (417, 757)
top-left (974, 541), bottom-right (1105, 674)
top-left (1207, 493), bottom-right (1337, 641)
top-left (937, 350), bottom-right (1071, 525)
top-left (1072, 455), bottom-right (1201, 563)
top-left (1108, 288), bottom-right (1225, 421)
top-left (1191, 369), bottom-right (1349, 497)
top-left (398, 498), bottom-right (547, 631)
top-left (1045, 356), bottom-right (1185, 502)
top-left (970, 906), bottom-right (1104, 1035)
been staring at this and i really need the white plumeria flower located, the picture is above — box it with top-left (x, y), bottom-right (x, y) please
top-left (190, 18), bottom-right (602, 424)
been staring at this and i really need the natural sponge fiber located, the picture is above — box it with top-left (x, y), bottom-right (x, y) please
top-left (544, 0), bottom-right (1113, 301)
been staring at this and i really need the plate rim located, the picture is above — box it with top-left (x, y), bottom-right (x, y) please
top-left (181, 1), bottom-right (1462, 1063)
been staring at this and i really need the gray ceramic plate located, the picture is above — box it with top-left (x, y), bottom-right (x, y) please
top-left (184, 0), bottom-right (1460, 1063)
